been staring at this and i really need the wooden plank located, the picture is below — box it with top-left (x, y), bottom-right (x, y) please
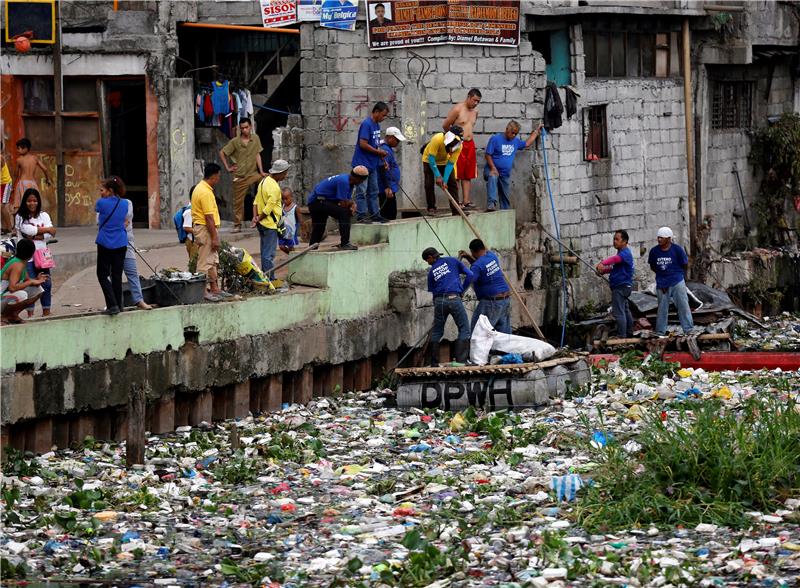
top-left (53, 418), bottom-right (70, 449)
top-left (127, 385), bottom-right (146, 467)
top-left (282, 372), bottom-right (295, 405)
top-left (394, 355), bottom-right (586, 379)
top-left (265, 374), bottom-right (283, 412)
top-left (342, 362), bottom-right (355, 393)
top-left (313, 367), bottom-right (325, 398)
top-left (353, 358), bottom-right (372, 391)
top-left (295, 366), bottom-right (314, 405)
top-left (595, 333), bottom-right (731, 347)
top-left (33, 418), bottom-right (53, 454)
top-left (229, 381), bottom-right (250, 419)
top-left (325, 364), bottom-right (344, 396)
top-left (190, 390), bottom-right (214, 426)
top-left (151, 397), bottom-right (175, 434)
top-left (71, 414), bottom-right (95, 445)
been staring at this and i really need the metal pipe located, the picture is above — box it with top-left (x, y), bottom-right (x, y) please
top-left (179, 22), bottom-right (300, 35)
top-left (682, 18), bottom-right (698, 262)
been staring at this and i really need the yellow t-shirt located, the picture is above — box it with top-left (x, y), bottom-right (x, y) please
top-left (191, 180), bottom-right (220, 226)
top-left (0, 163), bottom-right (11, 185)
top-left (254, 176), bottom-right (282, 230)
top-left (421, 132), bottom-right (462, 167)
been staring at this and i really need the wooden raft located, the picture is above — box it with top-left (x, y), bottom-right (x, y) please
top-left (394, 355), bottom-right (587, 380)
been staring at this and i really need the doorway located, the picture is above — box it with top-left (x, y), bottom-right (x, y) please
top-left (105, 79), bottom-right (148, 226)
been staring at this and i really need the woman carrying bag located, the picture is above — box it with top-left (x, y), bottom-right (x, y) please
top-left (14, 187), bottom-right (56, 317)
top-left (95, 176), bottom-right (129, 315)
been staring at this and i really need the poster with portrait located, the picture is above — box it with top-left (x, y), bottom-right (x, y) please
top-left (298, 0), bottom-right (323, 21)
top-left (366, 0), bottom-right (520, 51)
top-left (320, 0), bottom-right (359, 31)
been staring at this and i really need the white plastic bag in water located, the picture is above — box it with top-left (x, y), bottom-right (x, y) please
top-left (469, 314), bottom-right (496, 366)
top-left (492, 332), bottom-right (556, 361)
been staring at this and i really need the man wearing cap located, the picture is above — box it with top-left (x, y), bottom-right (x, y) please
top-left (422, 125), bottom-right (464, 215)
top-left (459, 238), bottom-right (512, 334)
top-left (352, 102), bottom-right (390, 224)
top-left (378, 126), bottom-right (406, 221)
top-left (252, 159), bottom-right (290, 279)
top-left (648, 227), bottom-right (694, 335)
top-left (423, 246), bottom-right (474, 366)
top-left (307, 166), bottom-right (369, 251)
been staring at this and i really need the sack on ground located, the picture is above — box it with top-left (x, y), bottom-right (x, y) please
top-left (470, 314), bottom-right (496, 366)
top-left (492, 332), bottom-right (556, 361)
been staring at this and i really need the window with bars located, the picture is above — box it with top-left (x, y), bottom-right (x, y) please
top-left (584, 31), bottom-right (681, 78)
top-left (711, 81), bottom-right (753, 129)
top-left (583, 105), bottom-right (608, 161)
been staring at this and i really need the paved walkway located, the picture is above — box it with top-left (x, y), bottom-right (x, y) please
top-left (31, 226), bottom-right (337, 318)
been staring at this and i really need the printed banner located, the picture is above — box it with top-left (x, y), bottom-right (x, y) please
top-left (320, 0), bottom-right (359, 31)
top-left (366, 0), bottom-right (520, 51)
top-left (260, 0), bottom-right (297, 27)
top-left (298, 0), bottom-right (322, 21)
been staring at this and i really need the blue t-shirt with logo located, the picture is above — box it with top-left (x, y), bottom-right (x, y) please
top-left (308, 174), bottom-right (353, 203)
top-left (471, 251), bottom-right (510, 299)
top-left (648, 243), bottom-right (688, 289)
top-left (427, 256), bottom-right (474, 296)
top-left (485, 134), bottom-right (527, 176)
top-left (351, 117), bottom-right (382, 171)
top-left (95, 196), bottom-right (128, 249)
top-left (378, 142), bottom-right (400, 193)
top-left (609, 247), bottom-right (634, 288)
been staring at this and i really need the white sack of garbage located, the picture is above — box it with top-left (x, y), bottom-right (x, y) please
top-left (470, 314), bottom-right (556, 365)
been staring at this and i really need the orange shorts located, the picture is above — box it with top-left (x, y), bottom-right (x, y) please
top-left (456, 139), bottom-right (477, 180)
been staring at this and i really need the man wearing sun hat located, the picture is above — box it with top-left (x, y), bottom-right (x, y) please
top-left (421, 125), bottom-right (464, 215)
top-left (377, 126), bottom-right (407, 221)
top-left (307, 166), bottom-right (369, 251)
top-left (648, 226), bottom-right (694, 336)
top-left (252, 159), bottom-right (291, 279)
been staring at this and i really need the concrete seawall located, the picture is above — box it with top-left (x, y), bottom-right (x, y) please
top-left (1, 212), bottom-right (542, 451)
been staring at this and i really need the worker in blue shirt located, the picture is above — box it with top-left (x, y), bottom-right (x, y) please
top-left (378, 126), bottom-right (406, 221)
top-left (423, 246), bottom-right (474, 366)
top-left (647, 226), bottom-right (694, 336)
top-left (352, 101), bottom-right (390, 224)
top-left (307, 166), bottom-right (369, 251)
top-left (459, 238), bottom-right (512, 334)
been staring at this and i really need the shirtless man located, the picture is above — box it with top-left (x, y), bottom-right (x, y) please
top-left (13, 138), bottom-right (50, 215)
top-left (443, 88), bottom-right (482, 209)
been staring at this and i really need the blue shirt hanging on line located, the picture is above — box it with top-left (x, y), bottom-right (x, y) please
top-left (427, 257), bottom-right (474, 296)
top-left (307, 174), bottom-right (353, 203)
top-left (470, 251), bottom-right (510, 299)
top-left (211, 80), bottom-right (230, 115)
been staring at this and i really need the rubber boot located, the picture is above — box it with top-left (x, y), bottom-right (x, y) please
top-left (429, 342), bottom-right (440, 367)
top-left (454, 339), bottom-right (470, 364)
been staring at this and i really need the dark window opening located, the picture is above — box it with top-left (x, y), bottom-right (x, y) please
top-left (584, 30), bottom-right (679, 78)
top-left (711, 81), bottom-right (753, 129)
top-left (583, 105), bottom-right (608, 161)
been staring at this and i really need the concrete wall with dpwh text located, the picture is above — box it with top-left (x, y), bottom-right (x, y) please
top-left (298, 23), bottom-right (547, 220)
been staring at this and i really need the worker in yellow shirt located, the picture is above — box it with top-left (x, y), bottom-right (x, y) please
top-left (421, 125), bottom-right (463, 215)
top-left (1, 149), bottom-right (13, 234)
top-left (252, 159), bottom-right (290, 280)
top-left (191, 163), bottom-right (229, 301)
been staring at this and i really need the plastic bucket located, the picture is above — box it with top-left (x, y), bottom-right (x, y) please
top-left (152, 275), bottom-right (206, 307)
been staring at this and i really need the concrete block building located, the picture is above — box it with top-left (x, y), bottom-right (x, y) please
top-left (1, 1), bottom-right (797, 289)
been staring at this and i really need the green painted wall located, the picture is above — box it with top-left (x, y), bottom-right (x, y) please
top-left (1, 212), bottom-right (515, 371)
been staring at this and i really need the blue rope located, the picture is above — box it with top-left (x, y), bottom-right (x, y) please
top-left (540, 128), bottom-right (568, 348)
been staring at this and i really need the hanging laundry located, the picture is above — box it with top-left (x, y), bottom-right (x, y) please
top-left (543, 81), bottom-right (564, 131)
top-left (564, 85), bottom-right (580, 120)
top-left (211, 80), bottom-right (231, 115)
top-left (203, 94), bottom-right (214, 119)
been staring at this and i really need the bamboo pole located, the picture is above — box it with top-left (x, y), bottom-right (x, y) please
top-left (440, 187), bottom-right (547, 340)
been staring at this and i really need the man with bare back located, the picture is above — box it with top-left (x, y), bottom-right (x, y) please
top-left (443, 88), bottom-right (482, 210)
top-left (13, 138), bottom-right (51, 215)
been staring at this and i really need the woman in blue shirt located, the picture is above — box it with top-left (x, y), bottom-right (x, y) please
top-left (95, 176), bottom-right (129, 315)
